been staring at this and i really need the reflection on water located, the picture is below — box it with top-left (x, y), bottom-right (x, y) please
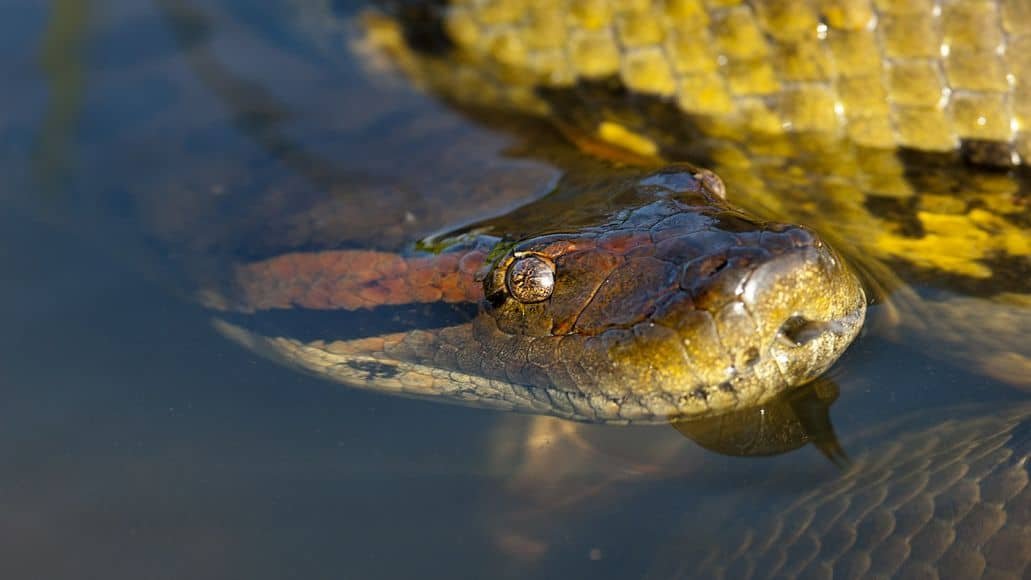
top-left (673, 378), bottom-right (846, 465)
top-left (1, 0), bottom-right (1027, 578)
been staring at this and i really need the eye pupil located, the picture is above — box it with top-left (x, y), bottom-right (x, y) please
top-left (506, 255), bottom-right (555, 303)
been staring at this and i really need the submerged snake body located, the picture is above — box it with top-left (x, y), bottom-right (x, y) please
top-left (648, 403), bottom-right (1031, 579)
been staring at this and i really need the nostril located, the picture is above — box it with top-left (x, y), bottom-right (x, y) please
top-left (778, 315), bottom-right (830, 347)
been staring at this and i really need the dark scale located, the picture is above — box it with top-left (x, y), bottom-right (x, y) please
top-left (346, 360), bottom-right (401, 381)
top-left (960, 138), bottom-right (1020, 168)
top-left (375, 0), bottom-right (453, 55)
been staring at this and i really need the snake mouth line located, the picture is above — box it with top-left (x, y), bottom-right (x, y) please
top-left (211, 316), bottom-right (677, 424)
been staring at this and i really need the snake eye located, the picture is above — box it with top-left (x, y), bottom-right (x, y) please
top-left (505, 254), bottom-right (555, 303)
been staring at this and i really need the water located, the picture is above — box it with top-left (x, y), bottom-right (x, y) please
top-left (1, 1), bottom-right (1026, 578)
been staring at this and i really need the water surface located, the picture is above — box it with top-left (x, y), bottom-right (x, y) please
top-left (1, 1), bottom-right (1025, 578)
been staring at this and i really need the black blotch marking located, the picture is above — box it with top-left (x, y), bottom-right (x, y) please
top-left (718, 382), bottom-right (736, 393)
top-left (691, 387), bottom-right (709, 400)
top-left (960, 139), bottom-right (1018, 168)
top-left (538, 78), bottom-right (717, 167)
top-left (221, 301), bottom-right (479, 343)
top-left (883, 138), bottom-right (1018, 169)
top-left (380, 0), bottom-right (454, 55)
top-left (346, 360), bottom-right (400, 381)
top-left (864, 195), bottom-right (924, 237)
top-left (888, 253), bottom-right (1031, 298)
top-left (882, 147), bottom-right (1031, 295)
top-left (898, 145), bottom-right (1009, 173)
top-left (896, 146), bottom-right (1027, 221)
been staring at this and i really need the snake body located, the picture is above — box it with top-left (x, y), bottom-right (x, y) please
top-left (373, 0), bottom-right (1031, 160)
top-left (649, 403), bottom-right (1031, 579)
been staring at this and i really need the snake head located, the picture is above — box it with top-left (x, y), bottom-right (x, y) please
top-left (480, 167), bottom-right (866, 421)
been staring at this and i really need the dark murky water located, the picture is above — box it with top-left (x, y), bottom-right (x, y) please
top-left (1, 1), bottom-right (1026, 578)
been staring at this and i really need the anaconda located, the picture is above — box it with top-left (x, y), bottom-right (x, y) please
top-left (292, 0), bottom-right (1030, 388)
top-left (169, 0), bottom-right (1031, 425)
top-left (124, 1), bottom-right (1026, 576)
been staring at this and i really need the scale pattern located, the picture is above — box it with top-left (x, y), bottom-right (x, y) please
top-left (649, 405), bottom-right (1031, 579)
top-left (417, 0), bottom-right (1031, 160)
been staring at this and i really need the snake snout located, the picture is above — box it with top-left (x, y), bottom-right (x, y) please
top-left (639, 224), bottom-right (866, 419)
top-left (741, 233), bottom-right (867, 387)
